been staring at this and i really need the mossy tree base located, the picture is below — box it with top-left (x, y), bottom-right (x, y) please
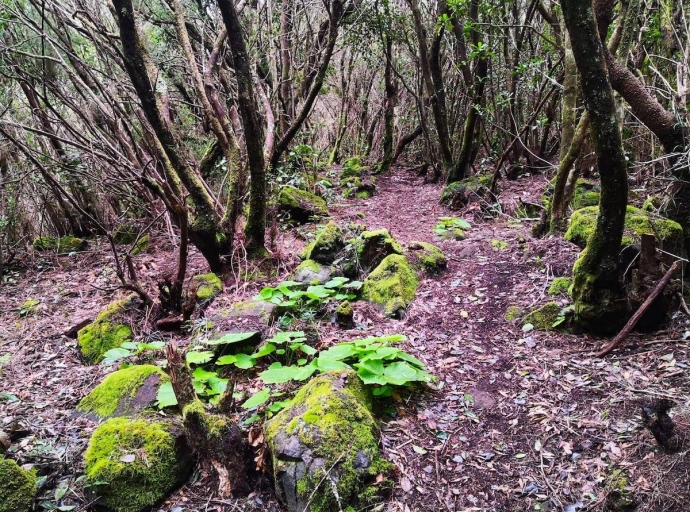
top-left (0, 457), bottom-right (37, 512)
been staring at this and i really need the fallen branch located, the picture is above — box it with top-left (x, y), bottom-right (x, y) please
top-left (597, 260), bottom-right (679, 357)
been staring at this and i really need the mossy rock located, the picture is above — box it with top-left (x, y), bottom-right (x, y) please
top-left (293, 259), bottom-right (334, 285)
top-left (406, 241), bottom-right (447, 273)
top-left (0, 457), bottom-right (36, 512)
top-left (342, 176), bottom-right (376, 199)
top-left (440, 174), bottom-right (492, 210)
top-left (130, 234), bottom-right (150, 256)
top-left (335, 300), bottom-right (354, 328)
top-left (265, 371), bottom-right (390, 512)
top-left (33, 236), bottom-right (87, 253)
top-left (78, 296), bottom-right (137, 365)
top-left (548, 277), bottom-right (572, 296)
top-left (77, 365), bottom-right (170, 419)
top-left (341, 156), bottom-right (366, 182)
top-left (217, 300), bottom-right (278, 325)
top-left (192, 273), bottom-right (223, 301)
top-left (301, 222), bottom-right (344, 264)
top-left (340, 176), bottom-right (362, 189)
top-left (84, 417), bottom-right (192, 512)
top-left (571, 179), bottom-right (600, 210)
top-left (278, 187), bottom-right (329, 223)
top-left (642, 196), bottom-right (662, 212)
top-left (113, 224), bottom-right (139, 245)
top-left (356, 229), bottom-right (404, 270)
top-left (522, 302), bottom-right (561, 331)
top-left (362, 254), bottom-right (419, 318)
top-left (565, 206), bottom-right (684, 257)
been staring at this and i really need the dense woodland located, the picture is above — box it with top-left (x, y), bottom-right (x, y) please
top-left (1, 0), bottom-right (690, 511)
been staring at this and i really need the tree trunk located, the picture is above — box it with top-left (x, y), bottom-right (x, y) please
top-left (377, 38), bottom-right (396, 174)
top-left (562, 0), bottom-right (629, 333)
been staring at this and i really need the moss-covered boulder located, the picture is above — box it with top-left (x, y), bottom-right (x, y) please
top-left (335, 300), bottom-right (354, 328)
top-left (265, 371), bottom-right (390, 512)
top-left (440, 174), bottom-right (492, 210)
top-left (33, 236), bottom-right (87, 253)
top-left (342, 177), bottom-right (376, 199)
top-left (192, 273), bottom-right (223, 301)
top-left (340, 156), bottom-right (366, 182)
top-left (84, 417), bottom-right (192, 512)
top-left (278, 187), bottom-right (329, 223)
top-left (642, 196), bottom-right (662, 212)
top-left (548, 277), bottom-right (572, 296)
top-left (522, 302), bottom-right (561, 331)
top-left (301, 222), bottom-right (344, 264)
top-left (77, 365), bottom-right (169, 419)
top-left (565, 206), bottom-right (684, 257)
top-left (407, 241), bottom-right (447, 273)
top-left (293, 259), bottom-right (334, 285)
top-left (0, 457), bottom-right (36, 512)
top-left (362, 254), bottom-right (419, 318)
top-left (78, 296), bottom-right (137, 365)
top-left (571, 179), bottom-right (600, 210)
top-left (356, 229), bottom-right (404, 270)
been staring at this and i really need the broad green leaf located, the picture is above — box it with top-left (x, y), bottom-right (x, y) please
top-left (293, 363), bottom-right (318, 381)
top-left (242, 388), bottom-right (271, 409)
top-left (139, 341), bottom-right (165, 350)
top-left (120, 342), bottom-right (139, 350)
top-left (257, 287), bottom-right (276, 300)
top-left (361, 346), bottom-right (400, 360)
top-left (298, 344), bottom-right (317, 356)
top-left (395, 351), bottom-right (426, 368)
top-left (267, 400), bottom-right (292, 413)
top-left (205, 331), bottom-right (258, 346)
top-left (215, 354), bottom-right (238, 366)
top-left (269, 331), bottom-right (305, 344)
top-left (192, 367), bottom-right (218, 381)
top-left (356, 368), bottom-right (388, 386)
top-left (156, 381), bottom-right (178, 408)
top-left (324, 277), bottom-right (349, 288)
top-left (315, 358), bottom-right (350, 371)
top-left (259, 365), bottom-right (303, 384)
top-left (354, 359), bottom-right (385, 376)
top-left (383, 361), bottom-right (425, 386)
top-left (207, 377), bottom-right (228, 395)
top-left (318, 344), bottom-right (357, 361)
top-left (185, 351), bottom-right (214, 364)
top-left (253, 343), bottom-right (276, 358)
top-left (234, 353), bottom-right (256, 369)
top-left (102, 347), bottom-right (131, 361)
top-left (343, 281), bottom-right (363, 289)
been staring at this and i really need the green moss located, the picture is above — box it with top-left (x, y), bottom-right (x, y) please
top-left (407, 241), bottom-right (446, 273)
top-left (522, 302), bottom-right (561, 331)
top-left (265, 371), bottom-right (390, 512)
top-left (642, 196), bottom-right (662, 212)
top-left (341, 157), bottom-right (365, 181)
top-left (129, 234), bottom-right (149, 256)
top-left (565, 206), bottom-right (684, 255)
top-left (301, 222), bottom-right (344, 264)
top-left (193, 273), bottom-right (223, 301)
top-left (77, 297), bottom-right (135, 365)
top-left (0, 457), bottom-right (36, 512)
top-left (77, 365), bottom-right (169, 418)
top-left (504, 305), bottom-right (522, 322)
top-left (571, 179), bottom-right (600, 209)
top-left (440, 174), bottom-right (492, 209)
top-left (356, 190), bottom-right (373, 199)
top-left (113, 224), bottom-right (138, 245)
top-left (356, 229), bottom-right (404, 269)
top-left (548, 277), bottom-right (572, 296)
top-left (278, 187), bottom-right (329, 222)
top-left (491, 239), bottom-right (509, 251)
top-left (341, 176), bottom-right (362, 189)
top-left (33, 235), bottom-right (86, 252)
top-left (362, 254), bottom-right (419, 317)
top-left (84, 418), bottom-right (189, 512)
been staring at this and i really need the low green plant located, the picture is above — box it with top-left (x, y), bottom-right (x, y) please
top-left (19, 298), bottom-right (39, 317)
top-left (434, 217), bottom-right (471, 238)
top-left (255, 277), bottom-right (361, 316)
top-left (102, 341), bottom-right (166, 364)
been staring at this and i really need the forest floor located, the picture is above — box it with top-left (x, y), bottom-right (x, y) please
top-left (1, 167), bottom-right (690, 512)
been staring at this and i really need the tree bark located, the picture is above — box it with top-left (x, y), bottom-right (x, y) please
top-left (562, 0), bottom-right (629, 333)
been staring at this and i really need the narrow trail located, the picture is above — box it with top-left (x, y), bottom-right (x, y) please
top-left (332, 169), bottom-right (690, 511)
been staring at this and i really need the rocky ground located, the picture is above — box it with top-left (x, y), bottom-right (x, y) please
top-left (1, 167), bottom-right (689, 511)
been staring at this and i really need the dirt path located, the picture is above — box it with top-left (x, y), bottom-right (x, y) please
top-left (1, 168), bottom-right (689, 511)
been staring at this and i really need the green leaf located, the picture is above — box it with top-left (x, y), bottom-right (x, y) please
top-left (253, 343), bottom-right (276, 358)
top-left (156, 381), bottom-right (178, 408)
top-left (269, 331), bottom-right (305, 344)
top-left (267, 400), bottom-right (292, 413)
top-left (383, 361), bottom-right (426, 386)
top-left (207, 377), bottom-right (229, 395)
top-left (355, 359), bottom-right (385, 376)
top-left (185, 351), bottom-right (214, 364)
top-left (215, 354), bottom-right (238, 366)
top-left (305, 285), bottom-right (330, 298)
top-left (298, 344), bottom-right (317, 356)
top-left (257, 287), bottom-right (276, 300)
top-left (356, 368), bottom-right (388, 386)
top-left (102, 347), bottom-right (131, 362)
top-left (343, 280), bottom-right (363, 289)
top-left (315, 358), bottom-right (350, 371)
top-left (324, 277), bottom-right (349, 288)
top-left (259, 364), bottom-right (303, 384)
top-left (318, 344), bottom-right (357, 361)
top-left (138, 341), bottom-right (165, 351)
top-left (205, 332), bottom-right (258, 346)
top-left (120, 342), bottom-right (139, 350)
top-left (234, 353), bottom-right (256, 369)
top-left (192, 367), bottom-right (218, 381)
top-left (242, 388), bottom-right (271, 409)
top-left (293, 363), bottom-right (318, 381)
